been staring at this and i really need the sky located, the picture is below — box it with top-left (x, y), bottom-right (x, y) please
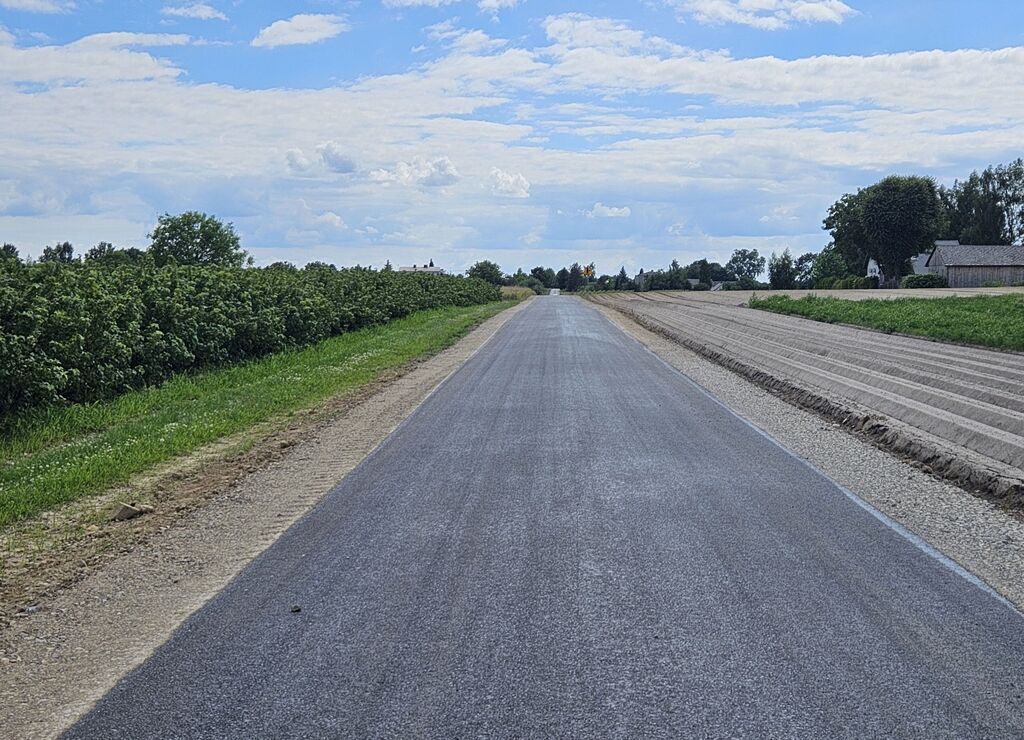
top-left (1, 1), bottom-right (1023, 275)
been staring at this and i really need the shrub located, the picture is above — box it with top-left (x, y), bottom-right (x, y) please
top-left (981, 280), bottom-right (1003, 288)
top-left (0, 261), bottom-right (498, 418)
top-left (692, 282), bottom-right (711, 291)
top-left (901, 273), bottom-right (948, 289)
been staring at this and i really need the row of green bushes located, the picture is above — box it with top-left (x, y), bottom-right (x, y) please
top-left (0, 261), bottom-right (499, 418)
top-left (815, 275), bottom-right (880, 290)
top-left (900, 273), bottom-right (949, 289)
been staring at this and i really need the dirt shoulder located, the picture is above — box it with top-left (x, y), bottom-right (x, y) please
top-left (591, 300), bottom-right (1024, 609)
top-left (0, 298), bottom-right (529, 740)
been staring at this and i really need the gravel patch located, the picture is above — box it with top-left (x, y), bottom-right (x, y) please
top-left (0, 299), bottom-right (530, 740)
top-left (593, 301), bottom-right (1024, 609)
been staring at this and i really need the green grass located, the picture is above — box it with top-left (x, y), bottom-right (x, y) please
top-left (0, 302), bottom-right (513, 527)
top-left (749, 293), bottom-right (1024, 352)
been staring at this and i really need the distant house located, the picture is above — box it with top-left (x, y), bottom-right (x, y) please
top-left (866, 253), bottom-right (933, 284)
top-left (926, 241), bottom-right (1024, 288)
top-left (399, 261), bottom-right (445, 275)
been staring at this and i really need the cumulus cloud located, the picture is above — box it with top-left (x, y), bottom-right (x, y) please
top-left (587, 202), bottom-right (631, 218)
top-left (160, 3), bottom-right (228, 21)
top-left (670, 0), bottom-right (856, 30)
top-left (285, 149), bottom-right (315, 173)
top-left (370, 156), bottom-right (461, 187)
top-left (0, 0), bottom-right (73, 12)
top-left (490, 168), bottom-right (530, 198)
top-left (251, 14), bottom-right (349, 49)
top-left (317, 142), bottom-right (357, 173)
top-left (316, 211), bottom-right (347, 229)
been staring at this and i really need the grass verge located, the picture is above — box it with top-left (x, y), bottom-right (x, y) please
top-left (0, 301), bottom-right (514, 527)
top-left (749, 293), bottom-right (1024, 352)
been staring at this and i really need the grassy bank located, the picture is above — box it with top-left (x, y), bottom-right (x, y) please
top-left (0, 301), bottom-right (514, 527)
top-left (749, 293), bottom-right (1024, 351)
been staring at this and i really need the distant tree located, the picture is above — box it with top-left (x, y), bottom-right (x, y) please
top-left (940, 170), bottom-right (1005, 245)
top-left (382, 260), bottom-right (393, 271)
top-left (39, 241), bottom-right (75, 264)
top-left (708, 262), bottom-right (735, 282)
top-left (530, 266), bottom-right (554, 288)
top-left (810, 245), bottom-right (849, 285)
top-left (466, 260), bottom-right (504, 285)
top-left (304, 261), bottom-right (337, 272)
top-left (823, 192), bottom-right (870, 274)
top-left (84, 242), bottom-right (148, 266)
top-left (726, 249), bottom-right (765, 280)
top-left (614, 266), bottom-right (631, 290)
top-left (794, 252), bottom-right (816, 288)
top-left (149, 211), bottom-right (249, 267)
top-left (566, 262), bottom-right (584, 292)
top-left (1, 243), bottom-right (18, 262)
top-left (995, 158), bottom-right (1024, 244)
top-left (667, 259), bottom-right (686, 289)
top-left (267, 261), bottom-right (297, 271)
top-left (860, 176), bottom-right (943, 281)
top-left (768, 249), bottom-right (797, 289)
top-left (697, 259), bottom-right (712, 287)
top-left (556, 267), bottom-right (570, 290)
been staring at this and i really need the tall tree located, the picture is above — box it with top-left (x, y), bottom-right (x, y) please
top-left (0, 243), bottom-right (18, 262)
top-left (768, 249), bottom-right (797, 289)
top-left (531, 266), bottom-right (557, 288)
top-left (995, 158), bottom-right (1024, 244)
top-left (860, 175), bottom-right (943, 280)
top-left (726, 248), bottom-right (765, 280)
top-left (466, 260), bottom-right (504, 285)
top-left (39, 241), bottom-right (75, 263)
top-left (823, 192), bottom-right (870, 274)
top-left (810, 246), bottom-right (848, 285)
top-left (149, 211), bottom-right (249, 267)
top-left (556, 267), bottom-right (570, 290)
top-left (667, 259), bottom-right (686, 289)
top-left (566, 262), bottom-right (584, 292)
top-left (614, 266), bottom-right (630, 290)
top-left (794, 252), bottom-right (816, 288)
top-left (940, 169), bottom-right (1006, 245)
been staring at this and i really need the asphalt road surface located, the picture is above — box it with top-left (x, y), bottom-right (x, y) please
top-left (67, 296), bottom-right (1024, 739)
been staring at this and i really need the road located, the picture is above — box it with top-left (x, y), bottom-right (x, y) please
top-left (67, 296), bottom-right (1024, 738)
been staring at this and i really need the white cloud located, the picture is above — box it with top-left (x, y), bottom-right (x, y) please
top-left (316, 211), bottom-right (347, 229)
top-left (490, 168), bottom-right (530, 198)
top-left (251, 14), bottom-right (349, 49)
top-left (478, 0), bottom-right (522, 13)
top-left (587, 202), bottom-right (631, 218)
top-left (285, 149), bottom-right (315, 173)
top-left (160, 3), bottom-right (228, 21)
top-left (0, 0), bottom-right (73, 12)
top-left (317, 142), bottom-right (357, 173)
top-left (670, 0), bottom-right (856, 30)
top-left (384, 0), bottom-right (459, 6)
top-left (370, 156), bottom-right (461, 187)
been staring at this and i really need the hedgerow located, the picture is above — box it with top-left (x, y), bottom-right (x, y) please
top-left (0, 261), bottom-right (498, 417)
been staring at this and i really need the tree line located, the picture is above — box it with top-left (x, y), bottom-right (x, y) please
top-left (0, 212), bottom-right (499, 418)
top-left (462, 158), bottom-right (1024, 294)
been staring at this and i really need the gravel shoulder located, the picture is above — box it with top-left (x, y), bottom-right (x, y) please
top-left (0, 298), bottom-right (530, 740)
top-left (591, 300), bottom-right (1024, 608)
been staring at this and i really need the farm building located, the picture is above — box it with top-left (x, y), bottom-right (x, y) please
top-left (925, 241), bottom-right (1024, 288)
top-left (399, 261), bottom-right (445, 275)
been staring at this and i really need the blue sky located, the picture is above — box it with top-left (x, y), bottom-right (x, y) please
top-left (2, 1), bottom-right (1023, 275)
